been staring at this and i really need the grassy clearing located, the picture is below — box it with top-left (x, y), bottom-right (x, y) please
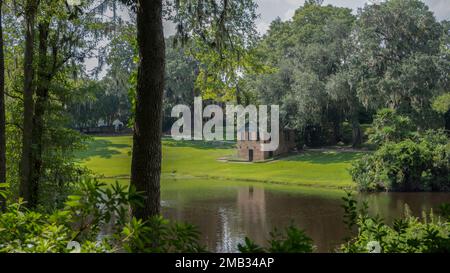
top-left (104, 176), bottom-right (347, 200)
top-left (76, 135), bottom-right (364, 190)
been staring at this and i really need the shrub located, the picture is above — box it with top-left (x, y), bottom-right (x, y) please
top-left (0, 179), bottom-right (134, 253)
top-left (0, 201), bottom-right (112, 253)
top-left (121, 216), bottom-right (205, 253)
top-left (351, 109), bottom-right (449, 192)
top-left (351, 135), bottom-right (449, 191)
top-left (341, 193), bottom-right (450, 253)
top-left (432, 93), bottom-right (450, 114)
top-left (238, 224), bottom-right (314, 253)
top-left (368, 108), bottom-right (415, 146)
top-left (0, 178), bottom-right (205, 253)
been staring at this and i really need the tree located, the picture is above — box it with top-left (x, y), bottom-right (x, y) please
top-left (170, 0), bottom-right (259, 104)
top-left (326, 70), bottom-right (363, 147)
top-left (432, 93), bottom-right (450, 130)
top-left (246, 2), bottom-right (356, 146)
top-left (19, 0), bottom-right (38, 207)
top-left (129, 0), bottom-right (165, 219)
top-left (128, 0), bottom-right (258, 220)
top-left (30, 1), bottom-right (99, 201)
top-left (163, 37), bottom-right (198, 131)
top-left (18, 0), bottom-right (113, 207)
top-left (0, 0), bottom-right (6, 209)
top-left (353, 0), bottom-right (444, 128)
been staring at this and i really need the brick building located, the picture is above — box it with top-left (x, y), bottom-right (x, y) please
top-left (236, 129), bottom-right (297, 162)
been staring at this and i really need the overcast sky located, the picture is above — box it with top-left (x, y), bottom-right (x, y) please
top-left (164, 0), bottom-right (450, 36)
top-left (90, 1), bottom-right (450, 77)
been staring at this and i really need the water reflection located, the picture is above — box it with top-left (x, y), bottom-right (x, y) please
top-left (161, 180), bottom-right (450, 253)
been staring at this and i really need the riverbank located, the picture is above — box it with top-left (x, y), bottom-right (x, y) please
top-left (76, 136), bottom-right (365, 191)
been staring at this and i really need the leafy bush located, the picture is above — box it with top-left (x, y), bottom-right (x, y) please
top-left (351, 136), bottom-right (449, 191)
top-left (341, 193), bottom-right (450, 253)
top-left (432, 93), bottom-right (450, 114)
top-left (0, 179), bottom-right (205, 253)
top-left (121, 216), bottom-right (205, 253)
top-left (5, 121), bottom-right (92, 210)
top-left (0, 201), bottom-right (113, 253)
top-left (238, 224), bottom-right (314, 253)
top-left (0, 179), bottom-right (133, 253)
top-left (368, 108), bottom-right (415, 146)
top-left (351, 109), bottom-right (449, 192)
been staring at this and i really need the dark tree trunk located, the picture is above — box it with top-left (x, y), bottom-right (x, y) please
top-left (351, 111), bottom-right (362, 148)
top-left (19, 0), bottom-right (38, 208)
top-left (30, 22), bottom-right (50, 199)
top-left (445, 111), bottom-right (450, 132)
top-left (332, 120), bottom-right (342, 144)
top-left (0, 0), bottom-right (6, 209)
top-left (130, 0), bottom-right (165, 220)
top-left (236, 83), bottom-right (242, 105)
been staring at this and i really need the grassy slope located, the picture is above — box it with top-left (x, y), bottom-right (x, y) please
top-left (76, 136), bottom-right (363, 189)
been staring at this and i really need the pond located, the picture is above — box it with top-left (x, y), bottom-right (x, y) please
top-left (160, 178), bottom-right (450, 253)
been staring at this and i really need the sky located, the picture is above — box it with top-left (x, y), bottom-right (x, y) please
top-left (163, 0), bottom-right (450, 36)
top-left (89, 0), bottom-right (450, 77)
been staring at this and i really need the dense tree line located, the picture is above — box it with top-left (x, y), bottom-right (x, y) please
top-left (162, 0), bottom-right (449, 149)
top-left (0, 0), bottom-right (128, 209)
top-left (0, 0), bottom-right (6, 209)
top-left (0, 0), bottom-right (260, 222)
top-left (239, 0), bottom-right (449, 148)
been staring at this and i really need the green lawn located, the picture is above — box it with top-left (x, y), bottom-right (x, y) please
top-left (76, 135), bottom-right (364, 190)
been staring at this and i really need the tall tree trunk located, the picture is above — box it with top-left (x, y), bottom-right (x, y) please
top-left (236, 83), bottom-right (242, 105)
top-left (19, 0), bottom-right (38, 208)
top-left (351, 109), bottom-right (362, 148)
top-left (445, 111), bottom-right (450, 131)
top-left (130, 0), bottom-right (165, 220)
top-left (332, 120), bottom-right (342, 144)
top-left (30, 22), bottom-right (50, 200)
top-left (0, 0), bottom-right (6, 210)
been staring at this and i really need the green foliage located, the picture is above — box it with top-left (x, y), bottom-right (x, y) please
top-left (432, 93), bottom-right (450, 114)
top-left (368, 108), bottom-right (415, 146)
top-left (353, 0), bottom-right (444, 125)
top-left (242, 2), bottom-right (367, 146)
top-left (341, 123), bottom-right (371, 146)
top-left (0, 201), bottom-right (114, 253)
top-left (168, 0), bottom-right (260, 102)
top-left (64, 179), bottom-right (140, 241)
top-left (6, 94), bottom-right (91, 209)
top-left (351, 110), bottom-right (449, 192)
top-left (121, 216), bottom-right (205, 253)
top-left (69, 18), bottom-right (137, 131)
top-left (341, 193), bottom-right (450, 253)
top-left (238, 224), bottom-right (314, 253)
top-left (438, 204), bottom-right (450, 221)
top-left (341, 191), bottom-right (361, 230)
top-left (162, 37), bottom-right (198, 131)
top-left (351, 133), bottom-right (449, 192)
top-left (0, 178), bottom-right (205, 253)
top-left (68, 79), bottom-right (131, 130)
top-left (0, 178), bottom-right (127, 253)
top-left (0, 183), bottom-right (7, 200)
top-left (1, 0), bottom-right (120, 209)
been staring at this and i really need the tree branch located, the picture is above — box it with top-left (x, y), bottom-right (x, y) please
top-left (4, 91), bottom-right (23, 102)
